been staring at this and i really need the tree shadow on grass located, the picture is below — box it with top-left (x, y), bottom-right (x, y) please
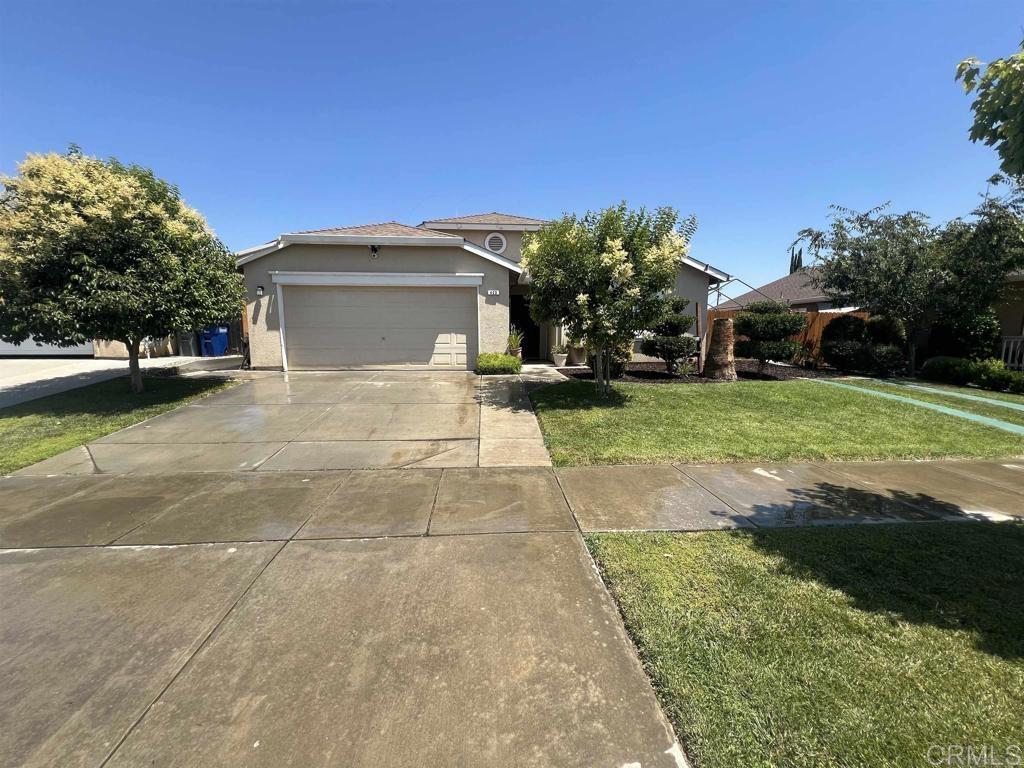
top-left (528, 380), bottom-right (630, 411)
top-left (745, 482), bottom-right (1024, 659)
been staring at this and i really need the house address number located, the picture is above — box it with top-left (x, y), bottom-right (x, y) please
top-left (487, 289), bottom-right (500, 296)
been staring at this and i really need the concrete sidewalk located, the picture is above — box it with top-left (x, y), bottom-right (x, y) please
top-left (0, 356), bottom-right (206, 408)
top-left (2, 457), bottom-right (1020, 767)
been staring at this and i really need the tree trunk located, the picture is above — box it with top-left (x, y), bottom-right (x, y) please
top-left (126, 338), bottom-right (144, 394)
top-left (908, 341), bottom-right (917, 375)
top-left (591, 345), bottom-right (611, 397)
top-left (705, 318), bottom-right (737, 381)
top-left (598, 348), bottom-right (606, 397)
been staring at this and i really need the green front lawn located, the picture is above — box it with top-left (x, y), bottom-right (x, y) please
top-left (588, 525), bottom-right (1024, 768)
top-left (842, 378), bottom-right (1024, 427)
top-left (531, 379), bottom-right (1024, 465)
top-left (0, 376), bottom-right (233, 475)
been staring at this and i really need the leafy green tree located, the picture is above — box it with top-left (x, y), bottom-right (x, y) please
top-left (795, 206), bottom-right (942, 371)
top-left (957, 40), bottom-right (1024, 178)
top-left (935, 175), bottom-right (1024, 325)
top-left (640, 296), bottom-right (697, 375)
top-left (733, 300), bottom-right (805, 373)
top-left (523, 203), bottom-right (691, 395)
top-left (0, 148), bottom-right (243, 392)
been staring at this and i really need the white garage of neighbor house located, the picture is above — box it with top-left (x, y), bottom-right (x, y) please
top-left (237, 213), bottom-right (729, 371)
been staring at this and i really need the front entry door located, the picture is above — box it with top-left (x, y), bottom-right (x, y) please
top-left (510, 293), bottom-right (541, 359)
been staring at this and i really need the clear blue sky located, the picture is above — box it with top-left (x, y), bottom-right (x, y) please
top-left (0, 0), bottom-right (1019, 290)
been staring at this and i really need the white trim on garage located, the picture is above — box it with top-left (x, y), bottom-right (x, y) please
top-left (270, 272), bottom-right (483, 372)
top-left (269, 271), bottom-right (485, 287)
top-left (275, 283), bottom-right (289, 371)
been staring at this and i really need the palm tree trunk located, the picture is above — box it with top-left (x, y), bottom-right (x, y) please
top-left (705, 318), bottom-right (737, 381)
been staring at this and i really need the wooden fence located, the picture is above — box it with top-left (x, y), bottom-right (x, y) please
top-left (706, 308), bottom-right (871, 360)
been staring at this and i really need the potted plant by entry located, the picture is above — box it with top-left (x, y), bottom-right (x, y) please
top-left (551, 342), bottom-right (569, 367)
top-left (507, 326), bottom-right (525, 359)
top-left (566, 335), bottom-right (587, 365)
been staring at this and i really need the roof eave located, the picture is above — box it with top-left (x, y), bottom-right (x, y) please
top-left (235, 233), bottom-right (523, 274)
top-left (420, 221), bottom-right (545, 232)
top-left (680, 255), bottom-right (730, 283)
top-left (283, 233), bottom-right (462, 247)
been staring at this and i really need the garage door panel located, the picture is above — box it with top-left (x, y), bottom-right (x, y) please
top-left (282, 286), bottom-right (478, 370)
top-left (284, 326), bottom-right (470, 350)
top-left (286, 304), bottom-right (472, 329)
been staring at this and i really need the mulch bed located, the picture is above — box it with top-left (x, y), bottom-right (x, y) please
top-left (556, 359), bottom-right (845, 384)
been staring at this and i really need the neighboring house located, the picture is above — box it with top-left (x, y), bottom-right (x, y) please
top-left (237, 212), bottom-right (729, 371)
top-left (994, 273), bottom-right (1024, 337)
top-left (715, 267), bottom-right (836, 312)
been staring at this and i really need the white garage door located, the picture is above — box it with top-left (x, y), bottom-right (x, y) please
top-left (282, 285), bottom-right (477, 370)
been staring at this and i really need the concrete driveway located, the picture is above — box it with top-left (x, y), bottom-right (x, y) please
top-left (18, 371), bottom-right (552, 475)
top-left (1, 468), bottom-right (684, 768)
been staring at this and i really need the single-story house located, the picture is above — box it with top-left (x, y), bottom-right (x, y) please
top-left (715, 267), bottom-right (835, 312)
top-left (237, 212), bottom-right (729, 371)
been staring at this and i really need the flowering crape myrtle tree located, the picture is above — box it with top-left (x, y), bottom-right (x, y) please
top-left (523, 203), bottom-right (690, 396)
top-left (0, 148), bottom-right (243, 393)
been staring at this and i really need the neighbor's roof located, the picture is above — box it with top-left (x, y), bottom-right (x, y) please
top-left (717, 267), bottom-right (826, 309)
top-left (420, 212), bottom-right (548, 229)
top-left (296, 221), bottom-right (453, 238)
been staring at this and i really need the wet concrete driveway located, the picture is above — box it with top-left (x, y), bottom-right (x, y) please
top-left (17, 371), bottom-right (551, 474)
top-left (3, 395), bottom-right (1022, 767)
top-left (1, 469), bottom-right (684, 768)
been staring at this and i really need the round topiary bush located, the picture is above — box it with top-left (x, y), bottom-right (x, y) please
top-left (639, 296), bottom-right (698, 375)
top-left (821, 314), bottom-right (867, 344)
top-left (733, 300), bottom-right (806, 371)
top-left (865, 315), bottom-right (906, 346)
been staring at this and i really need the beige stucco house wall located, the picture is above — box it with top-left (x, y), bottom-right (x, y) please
top-left (237, 214), bottom-right (729, 370)
top-left (243, 243), bottom-right (510, 369)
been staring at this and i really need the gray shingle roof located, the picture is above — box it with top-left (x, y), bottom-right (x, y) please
top-left (294, 221), bottom-right (455, 237)
top-left (717, 267), bottom-right (827, 309)
top-left (421, 212), bottom-right (548, 226)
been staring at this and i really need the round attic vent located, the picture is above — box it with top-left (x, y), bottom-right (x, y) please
top-left (485, 232), bottom-right (507, 254)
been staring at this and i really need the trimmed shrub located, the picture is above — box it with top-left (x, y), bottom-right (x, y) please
top-left (869, 344), bottom-right (906, 377)
top-left (865, 316), bottom-right (906, 346)
top-left (640, 335), bottom-right (699, 374)
top-left (821, 340), bottom-right (871, 372)
top-left (920, 356), bottom-right (974, 385)
top-left (640, 296), bottom-right (698, 375)
top-left (920, 356), bottom-right (1024, 393)
top-left (608, 342), bottom-right (633, 379)
top-left (926, 310), bottom-right (1002, 361)
top-left (733, 301), bottom-right (806, 371)
top-left (475, 353), bottom-right (522, 375)
top-left (821, 314), bottom-right (867, 344)
top-left (972, 358), bottom-right (1014, 391)
top-left (820, 314), bottom-right (906, 374)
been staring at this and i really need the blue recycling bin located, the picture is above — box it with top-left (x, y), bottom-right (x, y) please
top-left (200, 326), bottom-right (229, 357)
